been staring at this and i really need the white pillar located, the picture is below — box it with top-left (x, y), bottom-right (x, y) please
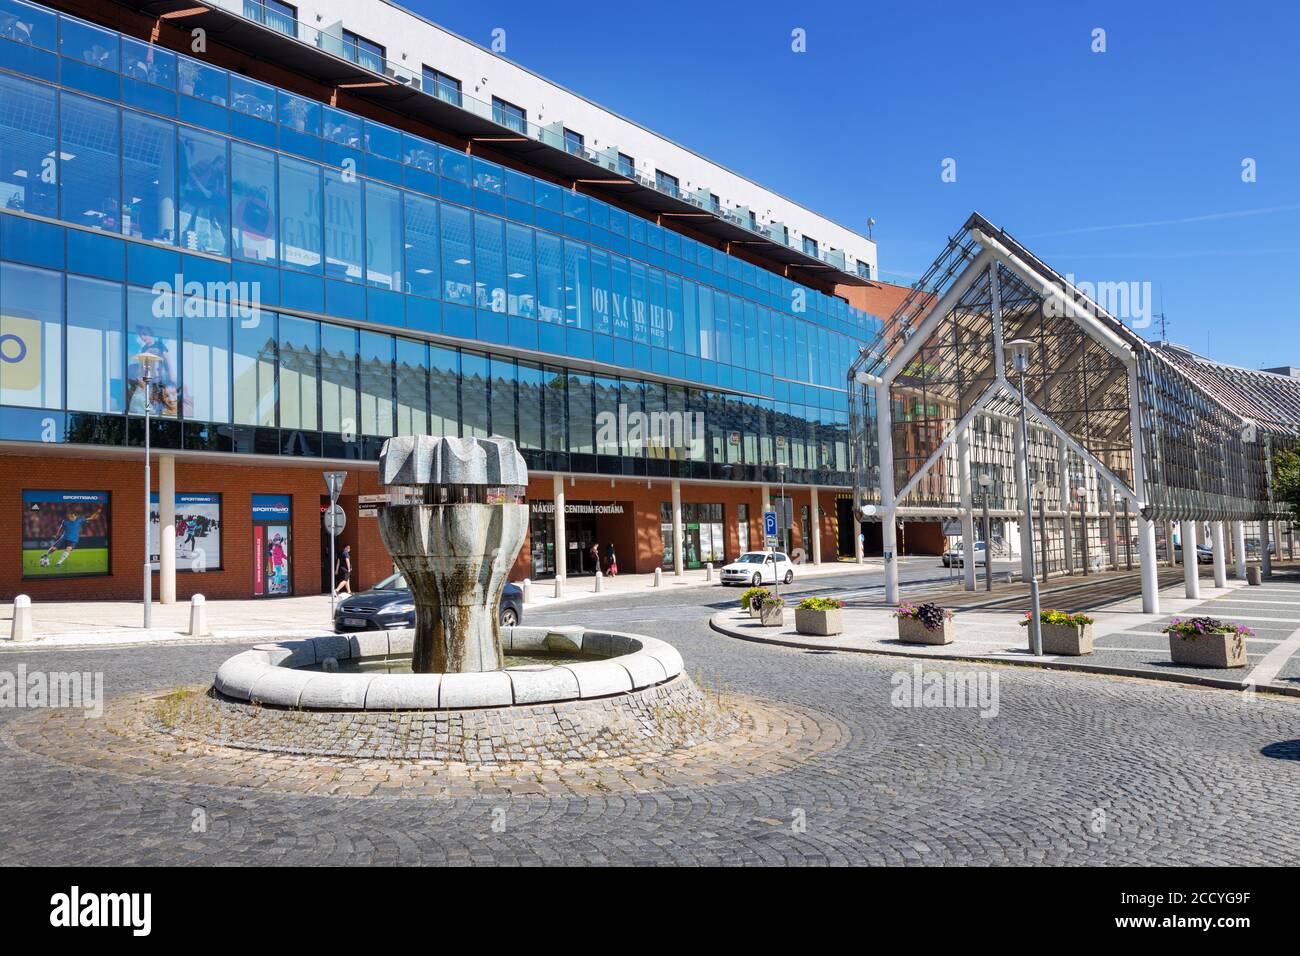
top-left (1211, 521), bottom-right (1227, 588)
top-left (159, 455), bottom-right (176, 604)
top-left (1261, 518), bottom-right (1273, 579)
top-left (1057, 442), bottom-right (1072, 573)
top-left (809, 486), bottom-right (822, 566)
top-left (1014, 426), bottom-right (1034, 583)
top-left (553, 474), bottom-right (567, 581)
top-left (1180, 520), bottom-right (1200, 599)
top-left (877, 383), bottom-right (899, 604)
top-left (670, 479), bottom-right (684, 576)
top-left (1233, 520), bottom-right (1247, 580)
top-left (760, 483), bottom-right (771, 517)
top-left (1137, 516), bottom-right (1160, 614)
top-left (957, 428), bottom-right (976, 591)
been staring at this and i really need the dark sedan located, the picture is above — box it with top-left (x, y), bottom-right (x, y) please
top-left (334, 572), bottom-right (523, 631)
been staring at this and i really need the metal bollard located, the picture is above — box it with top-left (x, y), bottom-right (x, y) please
top-left (653, 567), bottom-right (662, 587)
top-left (188, 593), bottom-right (209, 637)
top-left (553, 576), bottom-right (563, 598)
top-left (594, 570), bottom-right (603, 593)
top-left (10, 594), bottom-right (32, 642)
top-left (521, 578), bottom-right (531, 603)
top-left (705, 562), bottom-right (713, 582)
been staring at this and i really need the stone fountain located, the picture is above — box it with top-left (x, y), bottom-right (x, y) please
top-left (375, 435), bottom-right (527, 673)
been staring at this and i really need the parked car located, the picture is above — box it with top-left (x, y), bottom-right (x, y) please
top-left (942, 541), bottom-right (988, 567)
top-left (720, 551), bottom-right (795, 586)
top-left (334, 572), bottom-right (523, 631)
top-left (1173, 542), bottom-right (1215, 564)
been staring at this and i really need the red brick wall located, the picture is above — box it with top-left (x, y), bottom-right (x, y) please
top-left (0, 454), bottom-right (390, 602)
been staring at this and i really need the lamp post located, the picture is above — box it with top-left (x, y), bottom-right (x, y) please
top-left (1075, 484), bottom-right (1090, 575)
top-left (977, 472), bottom-right (993, 592)
top-left (776, 461), bottom-right (787, 597)
top-left (132, 352), bottom-right (161, 630)
top-left (1007, 339), bottom-right (1043, 656)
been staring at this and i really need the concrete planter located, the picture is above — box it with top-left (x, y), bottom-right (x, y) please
top-left (795, 607), bottom-right (842, 636)
top-left (1039, 622), bottom-right (1093, 656)
top-left (1168, 630), bottom-right (1247, 668)
top-left (1247, 565), bottom-right (1262, 586)
top-left (897, 616), bottom-right (953, 645)
top-left (758, 603), bottom-right (785, 627)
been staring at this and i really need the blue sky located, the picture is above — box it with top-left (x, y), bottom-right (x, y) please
top-left (405, 0), bottom-right (1300, 369)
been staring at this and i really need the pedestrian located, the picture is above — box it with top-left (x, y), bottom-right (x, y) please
top-left (589, 541), bottom-right (601, 573)
top-left (606, 543), bottom-right (618, 576)
top-left (333, 544), bottom-right (353, 595)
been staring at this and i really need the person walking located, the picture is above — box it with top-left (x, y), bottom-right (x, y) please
top-left (589, 541), bottom-right (601, 575)
top-left (333, 544), bottom-right (353, 596)
top-left (606, 543), bottom-right (618, 577)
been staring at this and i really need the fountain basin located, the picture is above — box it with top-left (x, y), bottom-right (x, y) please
top-left (215, 626), bottom-right (685, 711)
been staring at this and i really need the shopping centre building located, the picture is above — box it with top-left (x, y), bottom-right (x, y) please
top-left (0, 0), bottom-right (914, 601)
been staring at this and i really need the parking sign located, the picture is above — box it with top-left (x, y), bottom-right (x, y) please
top-left (763, 510), bottom-right (778, 538)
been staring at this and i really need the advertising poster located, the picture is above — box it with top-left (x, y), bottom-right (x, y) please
top-left (149, 493), bottom-right (222, 572)
top-left (251, 494), bottom-right (292, 597)
top-left (21, 491), bottom-right (111, 578)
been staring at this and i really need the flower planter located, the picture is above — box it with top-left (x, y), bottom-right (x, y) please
top-left (1039, 622), bottom-right (1093, 656)
top-left (1168, 631), bottom-right (1247, 668)
top-left (897, 616), bottom-right (953, 645)
top-left (758, 603), bottom-right (785, 627)
top-left (795, 607), bottom-right (842, 636)
top-left (1246, 565), bottom-right (1262, 586)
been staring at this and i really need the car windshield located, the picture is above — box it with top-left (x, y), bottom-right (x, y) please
top-left (374, 572), bottom-right (408, 590)
top-left (736, 554), bottom-right (768, 564)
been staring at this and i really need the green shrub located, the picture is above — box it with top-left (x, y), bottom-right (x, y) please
top-left (796, 597), bottom-right (843, 611)
top-left (739, 586), bottom-right (770, 611)
top-left (1019, 609), bottom-right (1094, 627)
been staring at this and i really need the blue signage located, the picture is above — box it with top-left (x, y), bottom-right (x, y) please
top-left (251, 494), bottom-right (291, 520)
top-left (763, 510), bottom-right (778, 537)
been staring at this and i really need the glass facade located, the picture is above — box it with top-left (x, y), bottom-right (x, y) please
top-left (0, 0), bottom-right (878, 487)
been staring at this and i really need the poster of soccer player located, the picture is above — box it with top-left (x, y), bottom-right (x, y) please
top-left (22, 491), bottom-right (111, 577)
top-left (149, 493), bottom-right (222, 572)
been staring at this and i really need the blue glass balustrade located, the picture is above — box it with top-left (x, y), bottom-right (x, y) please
top-left (0, 0), bottom-right (875, 483)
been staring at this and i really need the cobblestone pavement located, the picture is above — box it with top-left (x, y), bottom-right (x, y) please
top-left (2, 588), bottom-right (1299, 865)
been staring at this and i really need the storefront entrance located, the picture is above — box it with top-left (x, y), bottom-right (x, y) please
top-left (529, 500), bottom-right (629, 577)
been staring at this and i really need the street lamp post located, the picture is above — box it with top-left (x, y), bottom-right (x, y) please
top-left (977, 472), bottom-right (993, 592)
top-left (1075, 484), bottom-right (1090, 576)
top-left (1007, 339), bottom-right (1043, 656)
top-left (776, 461), bottom-right (787, 597)
top-left (132, 352), bottom-right (161, 630)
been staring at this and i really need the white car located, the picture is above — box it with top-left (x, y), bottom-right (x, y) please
top-left (720, 551), bottom-right (795, 586)
top-left (942, 541), bottom-right (988, 567)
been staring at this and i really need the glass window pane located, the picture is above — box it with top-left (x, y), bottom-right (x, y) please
top-left (126, 285), bottom-right (180, 417)
top-left (60, 93), bottom-right (119, 231)
top-left (395, 338), bottom-right (428, 436)
top-left (506, 222), bottom-right (534, 318)
top-left (536, 232), bottom-right (562, 323)
top-left (232, 308), bottom-right (276, 426)
top-left (460, 351), bottom-right (488, 438)
top-left (231, 141), bottom-right (276, 262)
top-left (181, 301), bottom-right (230, 423)
top-left (0, 75), bottom-right (58, 218)
top-left (403, 192), bottom-right (438, 297)
top-left (60, 17), bottom-right (117, 71)
top-left (277, 314), bottom-right (318, 431)
top-left (359, 330), bottom-right (393, 436)
top-left (564, 241), bottom-right (589, 328)
top-left (544, 365), bottom-right (566, 451)
top-left (429, 344), bottom-right (458, 436)
top-left (517, 362), bottom-right (542, 450)
top-left (178, 127), bottom-right (228, 255)
top-left (279, 155), bottom-right (321, 271)
top-left (489, 355), bottom-right (515, 442)
top-left (0, 262), bottom-right (62, 409)
top-left (362, 181), bottom-right (402, 289)
top-left (324, 166), bottom-right (361, 281)
top-left (320, 322), bottom-right (357, 434)
top-left (440, 203), bottom-right (473, 306)
top-left (473, 212), bottom-right (505, 313)
top-left (567, 371), bottom-right (593, 453)
top-left (593, 375), bottom-right (619, 454)
top-left (122, 110), bottom-right (176, 244)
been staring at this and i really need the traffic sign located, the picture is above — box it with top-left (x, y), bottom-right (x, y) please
top-left (323, 504), bottom-right (346, 536)
top-left (764, 534), bottom-right (778, 549)
top-left (763, 510), bottom-right (778, 538)
top-left (323, 470), bottom-right (347, 501)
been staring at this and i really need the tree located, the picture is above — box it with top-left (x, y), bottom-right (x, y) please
top-left (1272, 446), bottom-right (1300, 519)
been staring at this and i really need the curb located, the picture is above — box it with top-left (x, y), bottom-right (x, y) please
top-left (708, 613), bottom-right (1300, 701)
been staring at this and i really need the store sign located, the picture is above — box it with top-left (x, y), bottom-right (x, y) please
top-left (530, 500), bottom-right (625, 516)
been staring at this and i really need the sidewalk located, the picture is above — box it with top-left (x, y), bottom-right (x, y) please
top-left (710, 573), bottom-right (1300, 698)
top-left (0, 557), bottom-right (885, 648)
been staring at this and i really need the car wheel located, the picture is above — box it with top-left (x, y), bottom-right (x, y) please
top-left (751, 572), bottom-right (762, 586)
top-left (499, 607), bottom-right (518, 627)
top-left (783, 570), bottom-right (793, 584)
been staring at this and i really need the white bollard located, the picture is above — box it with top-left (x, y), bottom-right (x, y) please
top-left (553, 576), bottom-right (563, 598)
top-left (10, 594), bottom-right (32, 642)
top-left (188, 593), bottom-right (209, 636)
top-left (706, 562), bottom-right (713, 582)
top-left (653, 567), bottom-right (662, 588)
top-left (521, 578), bottom-right (531, 603)
top-left (594, 570), bottom-right (602, 593)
